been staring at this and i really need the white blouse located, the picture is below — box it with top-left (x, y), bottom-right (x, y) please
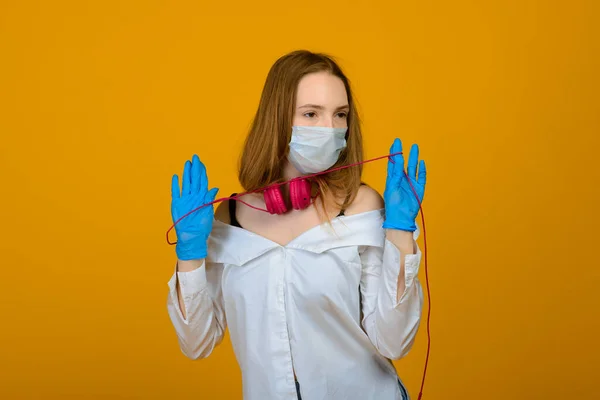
top-left (166, 208), bottom-right (423, 400)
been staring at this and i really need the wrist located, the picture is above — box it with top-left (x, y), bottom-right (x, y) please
top-left (177, 258), bottom-right (205, 272)
top-left (385, 229), bottom-right (416, 255)
top-left (385, 228), bottom-right (413, 241)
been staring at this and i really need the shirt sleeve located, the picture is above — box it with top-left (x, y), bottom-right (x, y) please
top-left (166, 258), bottom-right (227, 360)
top-left (358, 226), bottom-right (424, 360)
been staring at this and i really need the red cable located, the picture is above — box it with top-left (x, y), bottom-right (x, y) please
top-left (404, 171), bottom-right (430, 400)
top-left (166, 151), bottom-right (404, 240)
top-left (165, 150), bottom-right (431, 398)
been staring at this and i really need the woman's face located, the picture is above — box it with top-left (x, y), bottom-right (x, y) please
top-left (293, 71), bottom-right (349, 129)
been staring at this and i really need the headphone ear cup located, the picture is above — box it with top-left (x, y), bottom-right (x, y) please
top-left (290, 179), bottom-right (312, 210)
top-left (264, 185), bottom-right (287, 215)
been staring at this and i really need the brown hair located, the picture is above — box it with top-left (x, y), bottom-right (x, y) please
top-left (238, 50), bottom-right (364, 222)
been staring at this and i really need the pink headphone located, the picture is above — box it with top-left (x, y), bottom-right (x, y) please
top-left (263, 178), bottom-right (312, 214)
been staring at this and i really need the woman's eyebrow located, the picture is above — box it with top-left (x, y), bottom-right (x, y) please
top-left (298, 104), bottom-right (350, 110)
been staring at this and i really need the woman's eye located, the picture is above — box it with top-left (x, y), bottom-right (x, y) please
top-left (303, 111), bottom-right (347, 118)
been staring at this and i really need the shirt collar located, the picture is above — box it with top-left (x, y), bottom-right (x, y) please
top-left (206, 208), bottom-right (419, 266)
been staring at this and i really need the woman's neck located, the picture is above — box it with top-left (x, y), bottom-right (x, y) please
top-left (282, 161), bottom-right (303, 181)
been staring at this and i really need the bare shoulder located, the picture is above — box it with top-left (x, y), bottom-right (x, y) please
top-left (214, 192), bottom-right (263, 225)
top-left (344, 184), bottom-right (384, 216)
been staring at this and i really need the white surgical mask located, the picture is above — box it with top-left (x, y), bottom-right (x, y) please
top-left (287, 126), bottom-right (348, 174)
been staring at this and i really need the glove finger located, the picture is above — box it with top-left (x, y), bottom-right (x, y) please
top-left (197, 155), bottom-right (209, 195)
top-left (394, 138), bottom-right (404, 177)
top-left (387, 138), bottom-right (402, 176)
top-left (417, 159), bottom-right (427, 187)
top-left (385, 154), bottom-right (395, 191)
top-left (385, 139), bottom-right (403, 191)
top-left (171, 174), bottom-right (180, 199)
top-left (206, 187), bottom-right (219, 204)
top-left (407, 143), bottom-right (419, 180)
top-left (182, 160), bottom-right (192, 196)
top-left (191, 154), bottom-right (201, 194)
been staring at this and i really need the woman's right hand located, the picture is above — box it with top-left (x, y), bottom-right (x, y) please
top-left (171, 154), bottom-right (219, 261)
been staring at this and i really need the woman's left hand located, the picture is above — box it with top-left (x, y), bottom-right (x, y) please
top-left (382, 138), bottom-right (426, 232)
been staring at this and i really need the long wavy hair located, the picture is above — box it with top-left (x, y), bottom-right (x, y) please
top-left (238, 50), bottom-right (364, 222)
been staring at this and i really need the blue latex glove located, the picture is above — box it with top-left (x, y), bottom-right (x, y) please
top-left (382, 138), bottom-right (426, 232)
top-left (171, 154), bottom-right (219, 260)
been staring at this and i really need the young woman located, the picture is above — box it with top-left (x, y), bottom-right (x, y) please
top-left (167, 50), bottom-right (426, 400)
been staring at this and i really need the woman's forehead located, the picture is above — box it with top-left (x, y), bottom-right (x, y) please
top-left (296, 72), bottom-right (347, 106)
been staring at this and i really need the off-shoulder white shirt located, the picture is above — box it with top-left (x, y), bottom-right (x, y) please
top-left (166, 208), bottom-right (423, 400)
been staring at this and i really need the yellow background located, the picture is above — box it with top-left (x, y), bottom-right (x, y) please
top-left (1, 1), bottom-right (598, 399)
